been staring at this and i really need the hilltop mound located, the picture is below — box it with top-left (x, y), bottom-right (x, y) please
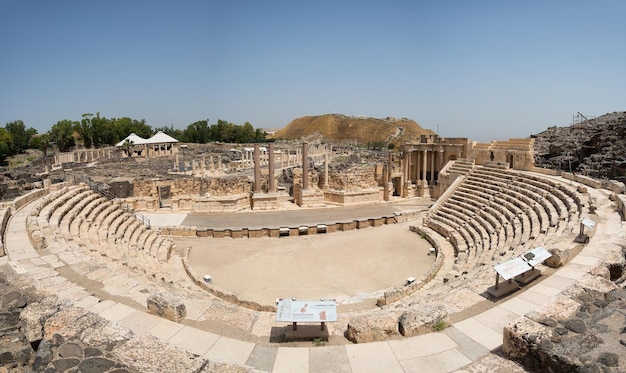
top-left (533, 111), bottom-right (626, 181)
top-left (274, 114), bottom-right (435, 146)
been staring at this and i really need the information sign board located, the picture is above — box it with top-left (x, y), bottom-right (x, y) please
top-left (276, 299), bottom-right (337, 323)
top-left (581, 217), bottom-right (595, 229)
top-left (521, 247), bottom-right (552, 267)
top-left (493, 257), bottom-right (531, 281)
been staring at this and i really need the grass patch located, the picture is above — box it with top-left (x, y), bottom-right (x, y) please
top-left (432, 321), bottom-right (448, 332)
top-left (312, 338), bottom-right (325, 347)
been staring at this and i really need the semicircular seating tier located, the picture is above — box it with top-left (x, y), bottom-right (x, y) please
top-left (26, 184), bottom-right (187, 285)
top-left (424, 162), bottom-right (583, 284)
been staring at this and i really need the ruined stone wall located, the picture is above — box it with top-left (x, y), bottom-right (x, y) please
top-left (0, 266), bottom-right (241, 372)
top-left (324, 164), bottom-right (380, 191)
top-left (132, 176), bottom-right (252, 198)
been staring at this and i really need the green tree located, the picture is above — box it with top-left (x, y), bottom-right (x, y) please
top-left (182, 120), bottom-right (210, 143)
top-left (0, 128), bottom-right (12, 163)
top-left (78, 113), bottom-right (93, 148)
top-left (50, 119), bottom-right (77, 152)
top-left (5, 120), bottom-right (36, 154)
top-left (113, 117), bottom-right (152, 141)
top-left (239, 122), bottom-right (256, 143)
top-left (31, 133), bottom-right (51, 157)
top-left (90, 112), bottom-right (115, 147)
top-left (255, 128), bottom-right (267, 142)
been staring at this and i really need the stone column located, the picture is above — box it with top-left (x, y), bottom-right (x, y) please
top-left (383, 162), bottom-right (389, 201)
top-left (430, 148), bottom-right (435, 185)
top-left (254, 144), bottom-right (261, 192)
top-left (415, 150), bottom-right (420, 186)
top-left (268, 143), bottom-right (275, 193)
top-left (422, 150), bottom-right (428, 185)
top-left (324, 153), bottom-right (329, 189)
top-left (403, 150), bottom-right (410, 197)
top-left (439, 149), bottom-right (444, 171)
top-left (302, 143), bottom-right (309, 190)
top-left (422, 149), bottom-right (430, 197)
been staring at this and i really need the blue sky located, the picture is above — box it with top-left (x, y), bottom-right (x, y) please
top-left (1, 1), bottom-right (624, 141)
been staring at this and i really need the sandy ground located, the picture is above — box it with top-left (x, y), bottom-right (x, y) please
top-left (180, 222), bottom-right (435, 308)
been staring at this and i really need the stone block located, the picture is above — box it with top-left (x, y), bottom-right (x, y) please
top-left (147, 292), bottom-right (186, 322)
top-left (398, 304), bottom-right (448, 337)
top-left (345, 311), bottom-right (400, 343)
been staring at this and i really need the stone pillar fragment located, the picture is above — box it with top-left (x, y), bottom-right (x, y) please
top-left (254, 144), bottom-right (261, 192)
top-left (302, 143), bottom-right (309, 190)
top-left (268, 143), bottom-right (275, 193)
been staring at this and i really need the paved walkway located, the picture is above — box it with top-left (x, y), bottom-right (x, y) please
top-left (1, 185), bottom-right (621, 372)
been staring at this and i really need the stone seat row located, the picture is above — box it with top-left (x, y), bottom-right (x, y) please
top-left (27, 184), bottom-right (178, 282)
top-left (473, 168), bottom-right (581, 216)
top-left (426, 165), bottom-right (583, 281)
top-left (467, 171), bottom-right (563, 228)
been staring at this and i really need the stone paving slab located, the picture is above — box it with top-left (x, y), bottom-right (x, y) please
top-left (308, 345), bottom-right (351, 373)
top-left (74, 295), bottom-right (101, 309)
top-left (117, 310), bottom-right (163, 336)
top-left (203, 337), bottom-right (256, 366)
top-left (571, 254), bottom-right (601, 266)
top-left (273, 347), bottom-right (309, 373)
top-left (345, 342), bottom-right (404, 373)
top-left (537, 273), bottom-right (577, 290)
top-left (516, 288), bottom-right (553, 306)
top-left (98, 302), bottom-right (137, 322)
top-left (387, 332), bottom-right (458, 360)
top-left (472, 307), bottom-right (521, 334)
top-left (246, 345), bottom-right (278, 372)
top-left (400, 349), bottom-right (473, 373)
top-left (444, 327), bottom-right (490, 361)
top-left (453, 317), bottom-right (503, 351)
top-left (87, 299), bottom-right (117, 313)
top-left (168, 326), bottom-right (220, 356)
top-left (497, 296), bottom-right (537, 316)
top-left (555, 262), bottom-right (592, 280)
top-left (147, 319), bottom-right (184, 341)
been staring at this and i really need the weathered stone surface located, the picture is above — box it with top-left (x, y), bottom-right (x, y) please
top-left (77, 356), bottom-right (116, 373)
top-left (51, 357), bottom-right (80, 371)
top-left (146, 292), bottom-right (186, 322)
top-left (545, 246), bottom-right (570, 268)
top-left (345, 311), bottom-right (400, 343)
top-left (398, 304), bottom-right (448, 337)
top-left (504, 268), bottom-right (626, 373)
top-left (526, 295), bottom-right (581, 323)
top-left (30, 230), bottom-right (46, 250)
top-left (43, 307), bottom-right (100, 341)
top-left (503, 317), bottom-right (553, 359)
top-left (110, 335), bottom-right (207, 373)
top-left (20, 297), bottom-right (68, 342)
top-left (57, 342), bottom-right (82, 358)
top-left (79, 319), bottom-right (135, 349)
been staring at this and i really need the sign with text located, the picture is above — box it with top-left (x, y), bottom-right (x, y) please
top-left (493, 257), bottom-right (531, 280)
top-left (581, 217), bottom-right (595, 229)
top-left (521, 247), bottom-right (552, 267)
top-left (276, 299), bottom-right (337, 323)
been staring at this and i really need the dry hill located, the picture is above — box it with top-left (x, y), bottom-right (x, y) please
top-left (274, 114), bottom-right (435, 146)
